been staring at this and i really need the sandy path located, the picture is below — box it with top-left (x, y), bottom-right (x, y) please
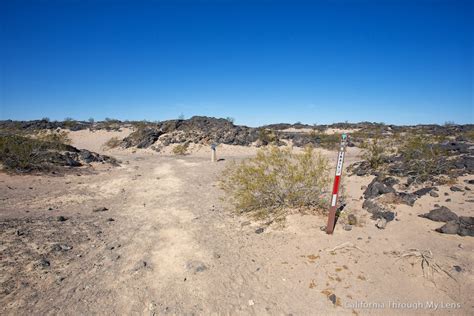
top-left (1, 148), bottom-right (473, 315)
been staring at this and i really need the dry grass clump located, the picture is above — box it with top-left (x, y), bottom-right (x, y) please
top-left (172, 143), bottom-right (189, 155)
top-left (220, 146), bottom-right (330, 220)
top-left (103, 136), bottom-right (122, 149)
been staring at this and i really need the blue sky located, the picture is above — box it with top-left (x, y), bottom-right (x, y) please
top-left (1, 0), bottom-right (472, 126)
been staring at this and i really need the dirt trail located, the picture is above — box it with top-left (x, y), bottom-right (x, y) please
top-left (1, 149), bottom-right (473, 315)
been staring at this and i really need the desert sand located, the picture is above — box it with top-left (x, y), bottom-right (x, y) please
top-left (1, 129), bottom-right (473, 315)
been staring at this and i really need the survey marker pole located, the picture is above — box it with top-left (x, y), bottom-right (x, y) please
top-left (211, 144), bottom-right (217, 162)
top-left (326, 134), bottom-right (348, 234)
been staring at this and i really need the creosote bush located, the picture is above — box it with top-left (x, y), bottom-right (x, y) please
top-left (360, 137), bottom-right (386, 170)
top-left (220, 146), bottom-right (330, 220)
top-left (172, 143), bottom-right (189, 155)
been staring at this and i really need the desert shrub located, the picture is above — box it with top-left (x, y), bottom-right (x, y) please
top-left (257, 128), bottom-right (278, 145)
top-left (103, 136), bottom-right (122, 149)
top-left (103, 118), bottom-right (121, 130)
top-left (308, 130), bottom-right (340, 150)
top-left (360, 137), bottom-right (386, 170)
top-left (172, 143), bottom-right (189, 155)
top-left (463, 130), bottom-right (474, 142)
top-left (63, 117), bottom-right (77, 129)
top-left (398, 134), bottom-right (448, 182)
top-left (220, 146), bottom-right (330, 220)
top-left (0, 135), bottom-right (69, 171)
top-left (225, 117), bottom-right (235, 124)
top-left (36, 130), bottom-right (71, 145)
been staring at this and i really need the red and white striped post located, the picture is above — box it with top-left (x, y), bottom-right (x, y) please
top-left (326, 133), bottom-right (348, 234)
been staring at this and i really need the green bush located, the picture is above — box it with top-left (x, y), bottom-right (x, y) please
top-left (220, 146), bottom-right (330, 220)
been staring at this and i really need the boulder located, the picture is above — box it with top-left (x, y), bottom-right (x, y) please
top-left (363, 177), bottom-right (396, 199)
top-left (419, 206), bottom-right (458, 222)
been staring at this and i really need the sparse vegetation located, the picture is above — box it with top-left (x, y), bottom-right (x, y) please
top-left (361, 137), bottom-right (386, 170)
top-left (0, 135), bottom-right (69, 172)
top-left (220, 146), bottom-right (330, 221)
top-left (225, 117), bottom-right (235, 124)
top-left (308, 130), bottom-right (340, 150)
top-left (103, 136), bottom-right (122, 149)
top-left (36, 130), bottom-right (71, 145)
top-left (63, 117), bottom-right (77, 129)
top-left (172, 143), bottom-right (189, 155)
top-left (398, 134), bottom-right (449, 182)
top-left (257, 128), bottom-right (279, 145)
top-left (102, 118), bottom-right (121, 130)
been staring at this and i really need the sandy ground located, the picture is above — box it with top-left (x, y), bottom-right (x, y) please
top-left (0, 131), bottom-right (473, 315)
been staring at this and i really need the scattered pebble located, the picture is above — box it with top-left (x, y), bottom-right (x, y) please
top-left (429, 191), bottom-right (439, 197)
top-left (376, 218), bottom-right (387, 229)
top-left (450, 186), bottom-right (463, 192)
top-left (255, 227), bottom-right (265, 234)
top-left (93, 207), bottom-right (108, 212)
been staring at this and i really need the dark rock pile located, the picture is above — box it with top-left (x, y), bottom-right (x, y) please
top-left (419, 207), bottom-right (474, 237)
top-left (0, 119), bottom-right (91, 132)
top-left (0, 135), bottom-right (118, 173)
top-left (361, 176), bottom-right (438, 226)
top-left (350, 140), bottom-right (474, 181)
top-left (121, 116), bottom-right (260, 148)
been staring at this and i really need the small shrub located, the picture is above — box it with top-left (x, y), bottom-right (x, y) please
top-left (0, 135), bottom-right (69, 171)
top-left (63, 117), bottom-right (77, 129)
top-left (103, 118), bottom-right (121, 130)
top-left (220, 146), bottom-right (330, 220)
top-left (36, 130), bottom-right (71, 145)
top-left (308, 131), bottom-right (340, 150)
top-left (257, 128), bottom-right (278, 145)
top-left (173, 143), bottom-right (189, 155)
top-left (225, 117), bottom-right (235, 124)
top-left (103, 136), bottom-right (122, 149)
top-left (398, 134), bottom-right (448, 182)
top-left (361, 137), bottom-right (386, 170)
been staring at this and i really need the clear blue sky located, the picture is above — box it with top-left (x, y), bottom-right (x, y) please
top-left (1, 0), bottom-right (472, 126)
